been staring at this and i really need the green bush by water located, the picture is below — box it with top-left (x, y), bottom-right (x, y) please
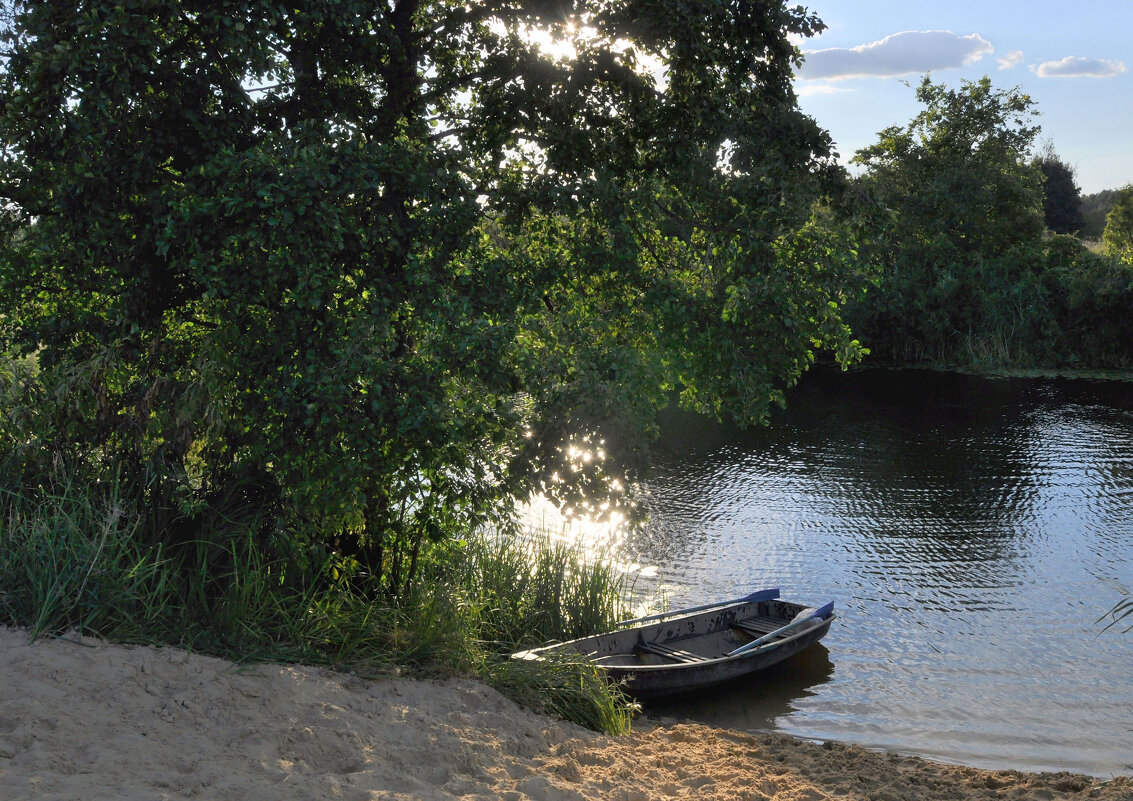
top-left (845, 235), bottom-right (1133, 370)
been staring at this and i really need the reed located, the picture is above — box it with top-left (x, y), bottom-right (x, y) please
top-left (0, 479), bottom-right (177, 641)
top-left (1099, 597), bottom-right (1133, 634)
top-left (449, 530), bottom-right (633, 649)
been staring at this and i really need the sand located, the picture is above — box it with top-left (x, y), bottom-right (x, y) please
top-left (1, 627), bottom-right (1129, 801)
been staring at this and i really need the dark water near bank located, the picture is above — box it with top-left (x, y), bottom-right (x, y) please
top-left (599, 369), bottom-right (1133, 776)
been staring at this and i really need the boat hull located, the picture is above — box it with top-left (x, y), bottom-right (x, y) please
top-left (513, 597), bottom-right (835, 700)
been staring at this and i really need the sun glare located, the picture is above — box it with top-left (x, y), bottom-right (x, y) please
top-left (520, 492), bottom-right (627, 555)
top-left (486, 16), bottom-right (667, 91)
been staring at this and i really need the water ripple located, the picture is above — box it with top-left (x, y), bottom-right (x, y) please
top-left (620, 368), bottom-right (1133, 777)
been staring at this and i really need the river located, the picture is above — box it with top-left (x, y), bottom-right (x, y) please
top-left (525, 367), bottom-right (1133, 777)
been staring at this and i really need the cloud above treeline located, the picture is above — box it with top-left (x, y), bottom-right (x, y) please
top-left (796, 30), bottom-right (1129, 84)
top-left (1032, 56), bottom-right (1127, 78)
top-left (798, 30), bottom-right (993, 80)
top-left (997, 50), bottom-right (1024, 71)
top-left (795, 84), bottom-right (854, 97)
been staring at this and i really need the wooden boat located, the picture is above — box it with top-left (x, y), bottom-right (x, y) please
top-left (511, 589), bottom-right (834, 700)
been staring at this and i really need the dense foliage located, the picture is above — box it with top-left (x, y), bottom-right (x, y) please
top-left (0, 2), bottom-right (865, 596)
top-left (1101, 186), bottom-right (1133, 263)
top-left (1081, 189), bottom-right (1119, 240)
top-left (846, 76), bottom-right (1133, 369)
top-left (1036, 145), bottom-right (1083, 236)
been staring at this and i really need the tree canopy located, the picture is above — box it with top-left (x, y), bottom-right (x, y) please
top-left (1035, 144), bottom-right (1083, 235)
top-left (1102, 186), bottom-right (1133, 263)
top-left (0, 0), bottom-right (866, 592)
top-left (846, 76), bottom-right (1047, 364)
top-left (853, 76), bottom-right (1044, 256)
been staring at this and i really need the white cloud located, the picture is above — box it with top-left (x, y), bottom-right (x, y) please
top-left (796, 83), bottom-right (854, 97)
top-left (997, 50), bottom-right (1024, 70)
top-left (1032, 56), bottom-right (1127, 78)
top-left (799, 30), bottom-right (993, 81)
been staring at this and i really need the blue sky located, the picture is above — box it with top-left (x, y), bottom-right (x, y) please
top-left (792, 1), bottom-right (1132, 194)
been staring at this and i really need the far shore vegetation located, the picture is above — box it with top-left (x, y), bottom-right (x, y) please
top-left (1, 4), bottom-right (1130, 737)
top-left (842, 77), bottom-right (1133, 373)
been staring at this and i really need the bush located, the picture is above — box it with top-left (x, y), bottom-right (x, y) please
top-left (1046, 237), bottom-right (1133, 367)
top-left (847, 228), bottom-right (1133, 370)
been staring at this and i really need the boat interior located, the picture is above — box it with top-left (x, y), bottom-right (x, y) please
top-left (592, 609), bottom-right (811, 667)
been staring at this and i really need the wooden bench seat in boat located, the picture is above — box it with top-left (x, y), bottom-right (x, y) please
top-left (634, 640), bottom-right (708, 664)
top-left (731, 616), bottom-right (784, 638)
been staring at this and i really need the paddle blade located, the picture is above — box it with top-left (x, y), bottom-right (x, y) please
top-left (742, 588), bottom-right (780, 603)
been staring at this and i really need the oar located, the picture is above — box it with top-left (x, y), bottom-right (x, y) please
top-left (616, 588), bottom-right (780, 627)
top-left (726, 600), bottom-right (834, 657)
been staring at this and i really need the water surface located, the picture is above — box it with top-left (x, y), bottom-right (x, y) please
top-left (540, 369), bottom-right (1133, 776)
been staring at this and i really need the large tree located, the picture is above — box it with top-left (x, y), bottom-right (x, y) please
top-left (0, 1), bottom-right (865, 591)
top-left (1035, 144), bottom-right (1083, 235)
top-left (853, 76), bottom-right (1044, 255)
top-left (848, 76), bottom-right (1046, 364)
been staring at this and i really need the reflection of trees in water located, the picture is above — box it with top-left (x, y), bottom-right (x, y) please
top-left (625, 368), bottom-right (1133, 591)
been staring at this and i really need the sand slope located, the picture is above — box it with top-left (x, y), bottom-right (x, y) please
top-left (1, 627), bottom-right (1128, 801)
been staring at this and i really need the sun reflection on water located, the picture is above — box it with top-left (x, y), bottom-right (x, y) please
top-left (518, 494), bottom-right (670, 619)
top-left (519, 493), bottom-right (627, 556)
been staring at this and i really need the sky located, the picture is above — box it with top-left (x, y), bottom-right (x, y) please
top-left (791, 0), bottom-right (1132, 194)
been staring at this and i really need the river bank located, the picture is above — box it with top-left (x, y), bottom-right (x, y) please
top-left (1, 627), bottom-right (1127, 801)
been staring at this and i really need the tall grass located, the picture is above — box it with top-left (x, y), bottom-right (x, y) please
top-left (451, 531), bottom-right (633, 650)
top-left (0, 480), bottom-right (177, 640)
top-left (442, 531), bottom-right (642, 731)
top-left (0, 478), bottom-right (640, 734)
top-left (1100, 597), bottom-right (1133, 634)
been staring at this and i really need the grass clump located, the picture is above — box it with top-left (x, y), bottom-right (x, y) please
top-left (0, 481), bottom-right (177, 641)
top-left (452, 531), bottom-right (632, 649)
top-left (483, 650), bottom-right (637, 734)
top-left (0, 478), bottom-right (641, 734)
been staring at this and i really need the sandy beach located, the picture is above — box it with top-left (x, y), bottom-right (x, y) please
top-left (0, 627), bottom-right (1128, 801)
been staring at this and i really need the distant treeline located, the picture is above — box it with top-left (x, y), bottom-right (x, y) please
top-left (842, 76), bottom-right (1133, 372)
top-left (1081, 189), bottom-right (1121, 240)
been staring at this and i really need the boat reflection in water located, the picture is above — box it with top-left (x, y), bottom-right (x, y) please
top-left (648, 643), bottom-right (835, 731)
